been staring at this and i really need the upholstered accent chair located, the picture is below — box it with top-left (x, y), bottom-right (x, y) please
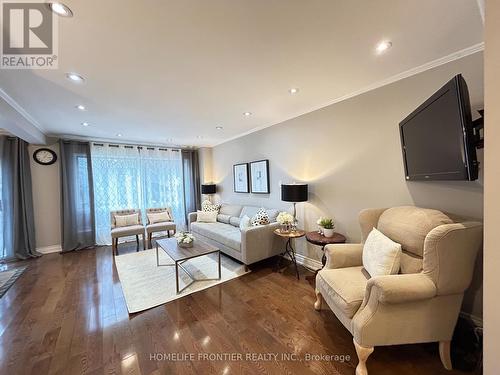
top-left (145, 207), bottom-right (176, 248)
top-left (110, 209), bottom-right (146, 255)
top-left (314, 206), bottom-right (482, 375)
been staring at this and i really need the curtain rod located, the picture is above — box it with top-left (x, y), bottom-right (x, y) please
top-left (91, 143), bottom-right (182, 152)
top-left (60, 136), bottom-right (196, 151)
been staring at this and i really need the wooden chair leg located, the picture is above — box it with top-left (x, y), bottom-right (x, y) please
top-left (143, 234), bottom-right (146, 250)
top-left (135, 235), bottom-right (139, 251)
top-left (167, 230), bottom-right (170, 238)
top-left (112, 238), bottom-right (116, 256)
top-left (115, 238), bottom-right (119, 256)
top-left (439, 341), bottom-right (452, 370)
top-left (148, 233), bottom-right (152, 249)
top-left (314, 290), bottom-right (323, 311)
top-left (354, 339), bottom-right (374, 375)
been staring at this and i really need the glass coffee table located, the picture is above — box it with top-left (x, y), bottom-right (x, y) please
top-left (156, 238), bottom-right (221, 294)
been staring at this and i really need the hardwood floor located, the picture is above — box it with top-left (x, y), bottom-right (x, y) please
top-left (0, 243), bottom-right (477, 375)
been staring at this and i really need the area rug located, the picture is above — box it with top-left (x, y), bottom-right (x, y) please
top-left (115, 249), bottom-right (249, 313)
top-left (0, 266), bottom-right (27, 298)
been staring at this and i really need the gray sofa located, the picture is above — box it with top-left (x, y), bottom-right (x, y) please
top-left (188, 204), bottom-right (284, 265)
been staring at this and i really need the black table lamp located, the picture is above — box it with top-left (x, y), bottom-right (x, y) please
top-left (281, 183), bottom-right (308, 218)
top-left (201, 184), bottom-right (216, 195)
top-left (201, 184), bottom-right (216, 202)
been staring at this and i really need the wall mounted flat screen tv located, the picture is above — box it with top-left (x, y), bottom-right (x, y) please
top-left (399, 74), bottom-right (478, 181)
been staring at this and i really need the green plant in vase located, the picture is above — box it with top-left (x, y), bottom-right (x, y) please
top-left (318, 217), bottom-right (335, 237)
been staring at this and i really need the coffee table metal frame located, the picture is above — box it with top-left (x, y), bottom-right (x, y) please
top-left (156, 239), bottom-right (221, 294)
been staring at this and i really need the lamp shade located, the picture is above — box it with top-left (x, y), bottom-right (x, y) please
top-left (201, 184), bottom-right (216, 194)
top-left (281, 184), bottom-right (308, 202)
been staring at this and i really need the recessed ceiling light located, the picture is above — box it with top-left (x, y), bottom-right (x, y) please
top-left (76, 104), bottom-right (86, 111)
top-left (289, 88), bottom-right (299, 94)
top-left (116, 133), bottom-right (122, 137)
top-left (216, 126), bottom-right (223, 130)
top-left (81, 122), bottom-right (89, 127)
top-left (375, 40), bottom-right (392, 54)
top-left (243, 112), bottom-right (252, 116)
top-left (66, 72), bottom-right (85, 83)
top-left (49, 3), bottom-right (73, 17)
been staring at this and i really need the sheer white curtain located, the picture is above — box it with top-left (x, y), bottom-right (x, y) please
top-left (91, 143), bottom-right (186, 245)
top-left (139, 148), bottom-right (185, 225)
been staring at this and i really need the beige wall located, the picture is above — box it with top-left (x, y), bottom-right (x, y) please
top-left (484, 0), bottom-right (499, 372)
top-left (28, 142), bottom-right (61, 249)
top-left (198, 147), bottom-right (214, 183)
top-left (211, 52), bottom-right (484, 318)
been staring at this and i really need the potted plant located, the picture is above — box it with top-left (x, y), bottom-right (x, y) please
top-left (277, 211), bottom-right (294, 233)
top-left (318, 217), bottom-right (335, 237)
top-left (316, 217), bottom-right (335, 237)
top-left (174, 232), bottom-right (195, 248)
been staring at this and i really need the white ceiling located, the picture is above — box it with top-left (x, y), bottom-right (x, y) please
top-left (0, 0), bottom-right (484, 147)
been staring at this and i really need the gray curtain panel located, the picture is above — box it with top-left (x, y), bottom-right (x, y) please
top-left (182, 149), bottom-right (201, 224)
top-left (0, 136), bottom-right (39, 260)
top-left (59, 140), bottom-right (96, 252)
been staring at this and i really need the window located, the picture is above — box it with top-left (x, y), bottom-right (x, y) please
top-left (91, 144), bottom-right (186, 245)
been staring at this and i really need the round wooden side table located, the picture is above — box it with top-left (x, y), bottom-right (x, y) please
top-left (274, 229), bottom-right (306, 280)
top-left (305, 231), bottom-right (346, 267)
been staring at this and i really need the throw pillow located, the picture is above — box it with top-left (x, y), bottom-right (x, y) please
top-left (362, 228), bottom-right (402, 277)
top-left (147, 211), bottom-right (172, 224)
top-left (229, 216), bottom-right (241, 227)
top-left (115, 213), bottom-right (139, 227)
top-left (251, 208), bottom-right (270, 226)
top-left (239, 215), bottom-right (251, 231)
top-left (202, 200), bottom-right (221, 213)
top-left (217, 214), bottom-right (231, 224)
top-left (196, 210), bottom-right (217, 223)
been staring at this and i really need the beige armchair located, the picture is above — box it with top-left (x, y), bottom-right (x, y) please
top-left (145, 207), bottom-right (176, 248)
top-left (110, 209), bottom-right (146, 255)
top-left (314, 206), bottom-right (482, 375)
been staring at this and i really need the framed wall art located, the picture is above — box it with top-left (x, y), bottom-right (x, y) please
top-left (250, 159), bottom-right (270, 194)
top-left (233, 163), bottom-right (249, 193)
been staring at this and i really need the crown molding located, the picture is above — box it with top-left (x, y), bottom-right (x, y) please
top-left (0, 88), bottom-right (45, 133)
top-left (212, 43), bottom-right (484, 147)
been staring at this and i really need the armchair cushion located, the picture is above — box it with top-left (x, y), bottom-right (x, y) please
top-left (324, 243), bottom-right (363, 269)
top-left (317, 266), bottom-right (369, 318)
top-left (377, 206), bottom-right (453, 256)
top-left (366, 273), bottom-right (437, 304)
top-left (111, 224), bottom-right (144, 238)
top-left (146, 222), bottom-right (176, 233)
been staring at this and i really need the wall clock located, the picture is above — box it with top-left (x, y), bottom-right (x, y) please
top-left (33, 148), bottom-right (57, 165)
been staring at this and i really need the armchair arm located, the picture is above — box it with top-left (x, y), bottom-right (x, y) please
top-left (241, 222), bottom-right (282, 264)
top-left (324, 243), bottom-right (363, 269)
top-left (365, 273), bottom-right (437, 304)
top-left (188, 212), bottom-right (198, 230)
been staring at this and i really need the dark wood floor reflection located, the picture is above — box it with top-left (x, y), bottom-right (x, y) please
top-left (0, 243), bottom-right (476, 375)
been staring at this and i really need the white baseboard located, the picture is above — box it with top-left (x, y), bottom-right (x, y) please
top-left (285, 252), bottom-right (323, 271)
top-left (37, 245), bottom-right (62, 254)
